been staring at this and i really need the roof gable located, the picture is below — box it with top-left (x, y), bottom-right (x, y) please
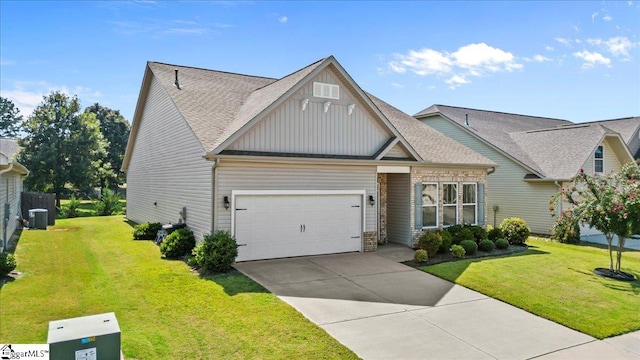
top-left (579, 117), bottom-right (640, 145)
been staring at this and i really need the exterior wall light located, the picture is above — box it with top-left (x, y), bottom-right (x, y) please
top-left (368, 195), bottom-right (375, 206)
top-left (223, 196), bottom-right (230, 210)
top-left (301, 98), bottom-right (309, 111)
top-left (348, 104), bottom-right (355, 116)
top-left (323, 101), bottom-right (331, 113)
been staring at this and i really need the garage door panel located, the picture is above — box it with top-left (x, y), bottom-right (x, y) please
top-left (235, 194), bottom-right (363, 261)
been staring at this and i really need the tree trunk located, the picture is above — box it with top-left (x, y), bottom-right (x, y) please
top-left (615, 235), bottom-right (625, 272)
top-left (606, 233), bottom-right (614, 271)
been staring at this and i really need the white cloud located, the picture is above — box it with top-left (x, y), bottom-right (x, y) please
top-left (278, 16), bottom-right (288, 23)
top-left (0, 82), bottom-right (102, 117)
top-left (573, 50), bottom-right (611, 69)
top-left (545, 45), bottom-right (554, 51)
top-left (555, 37), bottom-right (572, 46)
top-left (390, 82), bottom-right (403, 89)
top-left (524, 54), bottom-right (553, 63)
top-left (603, 14), bottom-right (612, 21)
top-left (389, 43), bottom-right (522, 89)
top-left (591, 11), bottom-right (599, 22)
top-left (587, 36), bottom-right (638, 58)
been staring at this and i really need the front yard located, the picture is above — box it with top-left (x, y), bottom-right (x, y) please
top-left (422, 237), bottom-right (640, 339)
top-left (0, 216), bottom-right (357, 359)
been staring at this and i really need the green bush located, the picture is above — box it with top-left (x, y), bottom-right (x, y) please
top-left (451, 245), bottom-right (465, 258)
top-left (500, 217), bottom-right (530, 245)
top-left (193, 231), bottom-right (238, 273)
top-left (444, 224), bottom-right (463, 243)
top-left (495, 238), bottom-right (509, 250)
top-left (478, 239), bottom-right (495, 252)
top-left (60, 195), bottom-right (82, 218)
top-left (551, 213), bottom-right (580, 244)
top-left (186, 256), bottom-right (198, 267)
top-left (0, 253), bottom-right (17, 276)
top-left (133, 222), bottom-right (163, 240)
top-left (486, 224), bottom-right (494, 232)
top-left (468, 225), bottom-right (488, 243)
top-left (460, 239), bottom-right (478, 255)
top-left (94, 189), bottom-right (123, 216)
top-left (414, 249), bottom-right (428, 263)
top-left (438, 230), bottom-right (453, 253)
top-left (455, 228), bottom-right (474, 245)
top-left (487, 227), bottom-right (503, 242)
top-left (160, 228), bottom-right (196, 259)
top-left (418, 231), bottom-right (442, 257)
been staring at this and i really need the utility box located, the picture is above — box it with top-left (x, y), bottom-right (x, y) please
top-left (28, 208), bottom-right (48, 230)
top-left (48, 312), bottom-right (121, 360)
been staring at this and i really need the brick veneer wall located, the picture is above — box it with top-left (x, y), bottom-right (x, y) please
top-left (363, 231), bottom-right (377, 252)
top-left (377, 173), bottom-right (388, 244)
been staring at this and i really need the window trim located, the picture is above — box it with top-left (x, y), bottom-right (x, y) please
top-left (594, 145), bottom-right (604, 174)
top-left (421, 182), bottom-right (439, 229)
top-left (462, 182), bottom-right (478, 225)
top-left (442, 182), bottom-right (458, 227)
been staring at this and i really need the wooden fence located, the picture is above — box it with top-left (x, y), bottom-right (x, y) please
top-left (21, 192), bottom-right (56, 226)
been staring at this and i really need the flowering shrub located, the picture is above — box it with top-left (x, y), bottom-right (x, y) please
top-left (550, 211), bottom-right (580, 244)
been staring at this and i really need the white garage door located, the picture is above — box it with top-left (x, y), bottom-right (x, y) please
top-left (234, 193), bottom-right (363, 261)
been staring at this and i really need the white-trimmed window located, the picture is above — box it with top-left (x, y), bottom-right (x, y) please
top-left (462, 183), bottom-right (477, 225)
top-left (421, 183), bottom-right (438, 228)
top-left (313, 82), bottom-right (340, 99)
top-left (594, 145), bottom-right (604, 173)
top-left (443, 183), bottom-right (458, 226)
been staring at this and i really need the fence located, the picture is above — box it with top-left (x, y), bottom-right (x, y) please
top-left (21, 192), bottom-right (56, 226)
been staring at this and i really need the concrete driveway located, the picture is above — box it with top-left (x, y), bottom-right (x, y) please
top-left (234, 251), bottom-right (640, 360)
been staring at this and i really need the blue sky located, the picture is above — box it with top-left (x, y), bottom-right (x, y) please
top-left (1, 1), bottom-right (639, 124)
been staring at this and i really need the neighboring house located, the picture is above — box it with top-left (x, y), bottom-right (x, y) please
top-left (0, 138), bottom-right (29, 251)
top-left (122, 57), bottom-right (495, 261)
top-left (415, 105), bottom-right (635, 235)
top-left (581, 117), bottom-right (640, 160)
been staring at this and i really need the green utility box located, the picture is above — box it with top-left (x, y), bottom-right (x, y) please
top-left (47, 312), bottom-right (121, 360)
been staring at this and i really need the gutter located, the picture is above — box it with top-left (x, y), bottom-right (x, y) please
top-left (0, 162), bottom-right (14, 253)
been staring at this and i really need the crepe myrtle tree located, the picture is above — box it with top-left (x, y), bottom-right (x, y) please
top-left (550, 161), bottom-right (640, 275)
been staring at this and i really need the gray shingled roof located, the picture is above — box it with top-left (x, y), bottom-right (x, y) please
top-left (144, 59), bottom-right (495, 167)
top-left (580, 117), bottom-right (640, 145)
top-left (415, 104), bottom-right (635, 179)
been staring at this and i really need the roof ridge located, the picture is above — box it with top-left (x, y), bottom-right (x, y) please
top-left (580, 116), bottom-right (640, 124)
top-left (431, 104), bottom-right (572, 123)
top-left (251, 57), bottom-right (327, 92)
top-left (148, 61), bottom-right (277, 81)
top-left (520, 123), bottom-right (592, 134)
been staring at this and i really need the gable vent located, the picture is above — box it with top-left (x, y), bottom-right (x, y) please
top-left (313, 82), bottom-right (339, 100)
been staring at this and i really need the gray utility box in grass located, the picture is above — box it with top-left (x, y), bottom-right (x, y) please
top-left (28, 208), bottom-right (48, 229)
top-left (47, 312), bottom-right (121, 360)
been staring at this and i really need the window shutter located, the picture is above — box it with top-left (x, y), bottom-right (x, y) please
top-left (477, 184), bottom-right (485, 225)
top-left (415, 183), bottom-right (423, 229)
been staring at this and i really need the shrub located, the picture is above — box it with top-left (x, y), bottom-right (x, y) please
top-left (418, 231), bottom-right (442, 257)
top-left (60, 195), bottom-right (82, 218)
top-left (551, 213), bottom-right (580, 244)
top-left (0, 253), bottom-right (17, 276)
top-left (467, 225), bottom-right (488, 243)
top-left (451, 245), bottom-right (465, 258)
top-left (455, 228), bottom-right (474, 245)
top-left (133, 222), bottom-right (163, 240)
top-left (160, 228), bottom-right (196, 259)
top-left (444, 224), bottom-right (463, 243)
top-left (193, 231), bottom-right (238, 273)
top-left (438, 230), bottom-right (453, 253)
top-left (500, 217), bottom-right (530, 245)
top-left (94, 189), bottom-right (123, 216)
top-left (487, 227), bottom-right (503, 242)
top-left (478, 239), bottom-right (495, 252)
top-left (414, 249), bottom-right (428, 264)
top-left (460, 239), bottom-right (478, 255)
top-left (495, 238), bottom-right (509, 250)
top-left (186, 256), bottom-right (198, 267)
top-left (486, 224), bottom-right (494, 232)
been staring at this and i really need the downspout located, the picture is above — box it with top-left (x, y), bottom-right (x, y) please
top-left (210, 158), bottom-right (219, 234)
top-left (0, 162), bottom-right (15, 252)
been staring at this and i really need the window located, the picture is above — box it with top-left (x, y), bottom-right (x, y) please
top-left (594, 145), bottom-right (604, 173)
top-left (313, 82), bottom-right (340, 99)
top-left (421, 183), bottom-right (438, 228)
top-left (462, 183), bottom-right (477, 225)
top-left (443, 183), bottom-right (458, 226)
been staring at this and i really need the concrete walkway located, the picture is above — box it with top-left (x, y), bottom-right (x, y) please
top-left (234, 247), bottom-right (640, 359)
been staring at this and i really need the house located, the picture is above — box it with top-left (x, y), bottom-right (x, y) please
top-left (122, 57), bottom-right (495, 261)
top-left (581, 117), bottom-right (640, 160)
top-left (415, 105), bottom-right (636, 235)
top-left (0, 138), bottom-right (29, 251)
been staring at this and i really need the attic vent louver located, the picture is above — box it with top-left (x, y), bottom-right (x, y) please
top-left (174, 69), bottom-right (181, 90)
top-left (465, 113), bottom-right (470, 127)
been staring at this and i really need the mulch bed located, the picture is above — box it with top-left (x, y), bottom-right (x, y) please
top-left (403, 244), bottom-right (528, 268)
top-left (593, 268), bottom-right (636, 281)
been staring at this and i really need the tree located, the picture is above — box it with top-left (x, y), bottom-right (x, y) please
top-left (550, 161), bottom-right (640, 278)
top-left (84, 103), bottom-right (130, 188)
top-left (17, 91), bottom-right (106, 207)
top-left (0, 96), bottom-right (23, 137)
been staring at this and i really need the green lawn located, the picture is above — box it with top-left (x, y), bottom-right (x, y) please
top-left (0, 216), bottom-right (357, 359)
top-left (58, 199), bottom-right (126, 218)
top-left (422, 237), bottom-right (640, 339)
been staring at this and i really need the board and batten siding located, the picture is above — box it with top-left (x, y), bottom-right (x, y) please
top-left (215, 162), bottom-right (377, 233)
top-left (1, 172), bottom-right (22, 246)
top-left (126, 75), bottom-right (212, 240)
top-left (386, 173), bottom-right (411, 245)
top-left (581, 138), bottom-right (623, 175)
top-left (384, 144), bottom-right (410, 159)
top-left (421, 116), bottom-right (558, 234)
top-left (228, 69), bottom-right (390, 156)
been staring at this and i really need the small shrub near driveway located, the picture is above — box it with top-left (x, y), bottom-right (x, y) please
top-left (451, 245), bottom-right (465, 258)
top-left (487, 227), bottom-right (503, 242)
top-left (495, 238), bottom-right (509, 250)
top-left (500, 217), bottom-right (530, 245)
top-left (193, 231), bottom-right (238, 273)
top-left (478, 239), bottom-right (495, 252)
top-left (551, 213), bottom-right (580, 244)
top-left (133, 222), bottom-right (163, 240)
top-left (0, 253), bottom-right (17, 276)
top-left (460, 239), bottom-right (478, 255)
top-left (414, 249), bottom-right (428, 264)
top-left (160, 228), bottom-right (196, 259)
top-left (418, 231), bottom-right (442, 257)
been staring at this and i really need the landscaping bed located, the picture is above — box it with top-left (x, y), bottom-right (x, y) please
top-left (404, 244), bottom-right (527, 267)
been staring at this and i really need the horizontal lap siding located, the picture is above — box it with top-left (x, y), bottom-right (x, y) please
top-left (126, 76), bottom-right (212, 240)
top-left (1, 173), bottom-right (22, 244)
top-left (215, 163), bottom-right (376, 233)
top-left (422, 116), bottom-right (557, 234)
